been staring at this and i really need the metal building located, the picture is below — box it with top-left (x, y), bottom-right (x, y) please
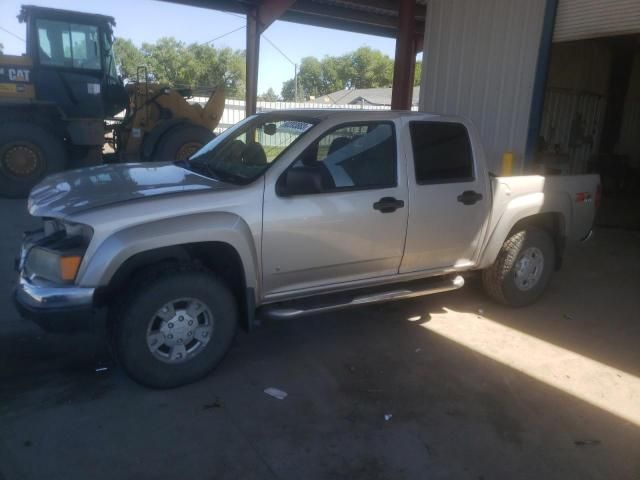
top-left (420, 0), bottom-right (640, 228)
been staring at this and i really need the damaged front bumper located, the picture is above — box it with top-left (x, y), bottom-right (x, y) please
top-left (13, 229), bottom-right (96, 333)
top-left (14, 275), bottom-right (96, 333)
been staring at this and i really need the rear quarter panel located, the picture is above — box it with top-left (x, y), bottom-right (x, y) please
top-left (477, 174), bottom-right (600, 269)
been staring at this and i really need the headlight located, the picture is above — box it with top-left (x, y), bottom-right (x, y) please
top-left (24, 220), bottom-right (92, 283)
top-left (25, 247), bottom-right (84, 283)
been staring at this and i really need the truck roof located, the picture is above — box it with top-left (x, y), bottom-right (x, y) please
top-left (255, 109), bottom-right (450, 122)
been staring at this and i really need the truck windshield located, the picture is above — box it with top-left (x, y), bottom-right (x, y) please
top-left (186, 115), bottom-right (317, 184)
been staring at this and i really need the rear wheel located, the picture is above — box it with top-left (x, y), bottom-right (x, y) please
top-left (0, 122), bottom-right (66, 198)
top-left (153, 124), bottom-right (215, 162)
top-left (112, 268), bottom-right (238, 388)
top-left (482, 227), bottom-right (555, 307)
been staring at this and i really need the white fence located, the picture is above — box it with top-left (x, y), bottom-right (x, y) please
top-left (192, 97), bottom-right (406, 133)
top-left (112, 97), bottom-right (417, 132)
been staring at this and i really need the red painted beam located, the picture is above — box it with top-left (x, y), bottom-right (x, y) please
top-left (246, 0), bottom-right (295, 116)
top-left (246, 7), bottom-right (260, 116)
top-left (259, 0), bottom-right (296, 32)
top-left (391, 0), bottom-right (416, 110)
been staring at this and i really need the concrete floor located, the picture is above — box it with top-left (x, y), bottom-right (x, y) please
top-left (0, 199), bottom-right (639, 480)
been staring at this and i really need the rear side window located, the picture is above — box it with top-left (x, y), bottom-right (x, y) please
top-left (409, 122), bottom-right (474, 184)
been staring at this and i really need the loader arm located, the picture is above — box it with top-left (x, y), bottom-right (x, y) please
top-left (199, 86), bottom-right (225, 131)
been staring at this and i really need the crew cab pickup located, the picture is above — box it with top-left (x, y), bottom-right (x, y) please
top-left (14, 110), bottom-right (599, 387)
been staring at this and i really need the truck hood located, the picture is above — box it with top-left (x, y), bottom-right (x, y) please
top-left (28, 162), bottom-right (230, 218)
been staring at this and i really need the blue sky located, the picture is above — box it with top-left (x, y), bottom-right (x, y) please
top-left (0, 0), bottom-right (399, 95)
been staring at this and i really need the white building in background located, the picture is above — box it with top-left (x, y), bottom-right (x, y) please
top-left (316, 86), bottom-right (420, 107)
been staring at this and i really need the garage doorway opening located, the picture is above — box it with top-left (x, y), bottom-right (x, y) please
top-left (535, 34), bottom-right (640, 229)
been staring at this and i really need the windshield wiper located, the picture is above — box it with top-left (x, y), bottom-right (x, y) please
top-left (205, 165), bottom-right (246, 184)
top-left (175, 160), bottom-right (245, 184)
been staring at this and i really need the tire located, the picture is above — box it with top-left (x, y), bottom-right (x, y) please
top-left (112, 268), bottom-right (238, 388)
top-left (152, 124), bottom-right (215, 162)
top-left (0, 122), bottom-right (67, 198)
top-left (482, 227), bottom-right (555, 307)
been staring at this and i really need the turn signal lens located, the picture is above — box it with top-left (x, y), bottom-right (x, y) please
top-left (59, 256), bottom-right (82, 281)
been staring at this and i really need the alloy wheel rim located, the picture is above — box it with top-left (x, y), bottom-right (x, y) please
top-left (146, 297), bottom-right (214, 364)
top-left (514, 247), bottom-right (544, 291)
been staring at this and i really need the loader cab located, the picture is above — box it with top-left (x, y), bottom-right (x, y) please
top-left (20, 5), bottom-right (128, 119)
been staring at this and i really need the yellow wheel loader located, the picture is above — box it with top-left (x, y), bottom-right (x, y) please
top-left (0, 5), bottom-right (225, 198)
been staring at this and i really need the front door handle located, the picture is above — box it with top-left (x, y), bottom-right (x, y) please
top-left (373, 197), bottom-right (405, 213)
top-left (457, 190), bottom-right (483, 205)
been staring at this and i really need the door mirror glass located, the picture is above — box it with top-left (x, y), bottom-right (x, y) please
top-left (263, 123), bottom-right (277, 136)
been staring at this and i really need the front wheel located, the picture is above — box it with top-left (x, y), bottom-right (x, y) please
top-left (482, 227), bottom-right (555, 307)
top-left (112, 268), bottom-right (238, 388)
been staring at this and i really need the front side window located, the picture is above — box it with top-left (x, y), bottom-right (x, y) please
top-left (36, 19), bottom-right (101, 70)
top-left (188, 116), bottom-right (316, 184)
top-left (281, 122), bottom-right (396, 195)
top-left (410, 122), bottom-right (474, 184)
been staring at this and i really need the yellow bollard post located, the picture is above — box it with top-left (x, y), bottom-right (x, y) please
top-left (502, 151), bottom-right (514, 176)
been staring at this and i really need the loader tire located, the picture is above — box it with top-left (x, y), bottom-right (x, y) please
top-left (0, 122), bottom-right (66, 198)
top-left (153, 124), bottom-right (215, 162)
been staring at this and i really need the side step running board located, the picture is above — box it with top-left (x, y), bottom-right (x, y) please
top-left (261, 275), bottom-right (464, 320)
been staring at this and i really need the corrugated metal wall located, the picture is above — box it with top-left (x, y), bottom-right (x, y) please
top-left (419, 0), bottom-right (548, 173)
top-left (554, 0), bottom-right (640, 43)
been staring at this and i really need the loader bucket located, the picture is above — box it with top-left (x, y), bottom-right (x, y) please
top-left (200, 86), bottom-right (225, 131)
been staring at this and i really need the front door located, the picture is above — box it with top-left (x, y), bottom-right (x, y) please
top-left (262, 121), bottom-right (408, 296)
top-left (400, 120), bottom-right (490, 273)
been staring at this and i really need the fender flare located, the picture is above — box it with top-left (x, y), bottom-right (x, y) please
top-left (78, 212), bottom-right (260, 295)
top-left (477, 191), bottom-right (571, 269)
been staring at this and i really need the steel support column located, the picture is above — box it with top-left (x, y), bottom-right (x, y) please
top-left (391, 0), bottom-right (416, 110)
top-left (245, 0), bottom-right (296, 117)
top-left (246, 7), bottom-right (260, 117)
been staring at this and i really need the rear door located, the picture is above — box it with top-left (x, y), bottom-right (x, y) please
top-left (400, 119), bottom-right (490, 273)
top-left (262, 120), bottom-right (409, 296)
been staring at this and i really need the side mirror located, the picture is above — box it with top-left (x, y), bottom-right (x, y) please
top-left (263, 123), bottom-right (277, 136)
top-left (277, 167), bottom-right (324, 196)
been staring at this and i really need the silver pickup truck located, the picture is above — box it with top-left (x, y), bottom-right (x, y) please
top-left (14, 110), bottom-right (599, 387)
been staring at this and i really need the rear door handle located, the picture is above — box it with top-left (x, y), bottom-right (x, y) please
top-left (373, 197), bottom-right (405, 213)
top-left (457, 190), bottom-right (483, 205)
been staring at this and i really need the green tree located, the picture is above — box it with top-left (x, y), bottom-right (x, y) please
top-left (348, 46), bottom-right (393, 88)
top-left (297, 56), bottom-right (323, 98)
top-left (113, 37), bottom-right (246, 98)
top-left (281, 47), bottom-right (395, 100)
top-left (259, 87), bottom-right (279, 101)
top-left (414, 60), bottom-right (422, 86)
top-left (114, 38), bottom-right (147, 81)
top-left (0, 43), bottom-right (3, 55)
top-left (280, 78), bottom-right (296, 101)
top-left (215, 47), bottom-right (245, 99)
